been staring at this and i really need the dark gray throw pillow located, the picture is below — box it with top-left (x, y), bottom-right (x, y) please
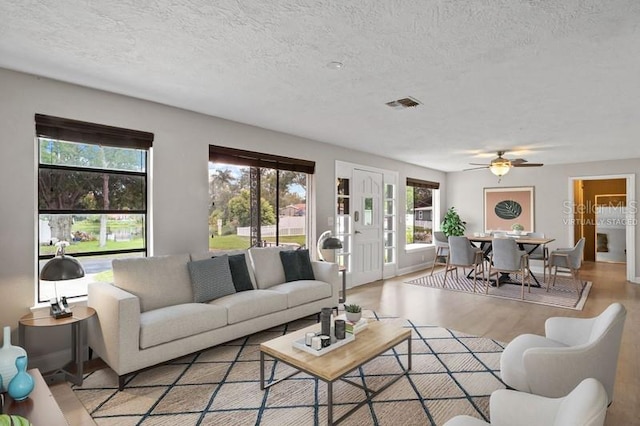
top-left (280, 250), bottom-right (301, 282)
top-left (280, 249), bottom-right (316, 282)
top-left (227, 253), bottom-right (254, 292)
top-left (296, 249), bottom-right (315, 280)
top-left (188, 256), bottom-right (236, 303)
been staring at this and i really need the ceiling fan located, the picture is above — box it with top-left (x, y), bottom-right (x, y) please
top-left (465, 151), bottom-right (543, 179)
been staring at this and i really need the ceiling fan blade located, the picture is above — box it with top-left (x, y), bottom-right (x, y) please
top-left (513, 163), bottom-right (543, 167)
top-left (463, 166), bottom-right (490, 171)
top-left (468, 163), bottom-right (490, 166)
top-left (510, 158), bottom-right (528, 165)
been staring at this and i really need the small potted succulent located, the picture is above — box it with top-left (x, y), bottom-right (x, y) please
top-left (344, 303), bottom-right (362, 323)
top-left (511, 223), bottom-right (525, 235)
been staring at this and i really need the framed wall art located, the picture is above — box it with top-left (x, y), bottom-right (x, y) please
top-left (483, 186), bottom-right (534, 232)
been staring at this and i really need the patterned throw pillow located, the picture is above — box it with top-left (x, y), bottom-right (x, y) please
top-left (187, 256), bottom-right (236, 303)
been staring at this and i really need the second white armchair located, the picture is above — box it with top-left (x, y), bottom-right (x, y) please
top-left (443, 378), bottom-right (608, 426)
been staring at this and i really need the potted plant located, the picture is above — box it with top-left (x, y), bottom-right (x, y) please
top-left (511, 223), bottom-right (525, 235)
top-left (441, 207), bottom-right (467, 237)
top-left (344, 303), bottom-right (362, 323)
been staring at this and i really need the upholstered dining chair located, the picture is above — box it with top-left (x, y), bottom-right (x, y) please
top-left (521, 232), bottom-right (549, 282)
top-left (444, 236), bottom-right (486, 292)
top-left (430, 231), bottom-right (449, 275)
top-left (489, 238), bottom-right (530, 299)
top-left (499, 302), bottom-right (627, 405)
top-left (443, 378), bottom-right (608, 426)
top-left (548, 237), bottom-right (586, 292)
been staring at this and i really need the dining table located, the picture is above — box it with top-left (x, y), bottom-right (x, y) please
top-left (467, 234), bottom-right (555, 287)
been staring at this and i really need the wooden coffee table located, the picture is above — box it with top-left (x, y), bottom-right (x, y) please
top-left (260, 320), bottom-right (411, 425)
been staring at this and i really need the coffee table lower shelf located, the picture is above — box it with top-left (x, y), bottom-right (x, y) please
top-left (259, 321), bottom-right (412, 425)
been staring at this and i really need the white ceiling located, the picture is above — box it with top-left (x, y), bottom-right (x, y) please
top-left (2, 0), bottom-right (640, 172)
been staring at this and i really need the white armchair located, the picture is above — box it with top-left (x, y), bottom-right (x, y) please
top-left (443, 378), bottom-right (608, 426)
top-left (500, 303), bottom-right (626, 404)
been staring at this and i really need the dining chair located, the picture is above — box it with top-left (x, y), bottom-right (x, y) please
top-left (521, 232), bottom-right (549, 282)
top-left (430, 231), bottom-right (449, 275)
top-left (489, 238), bottom-right (530, 299)
top-left (443, 378), bottom-right (608, 426)
top-left (444, 236), bottom-right (486, 292)
top-left (548, 237), bottom-right (586, 292)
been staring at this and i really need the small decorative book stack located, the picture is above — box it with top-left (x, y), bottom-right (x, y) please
top-left (345, 318), bottom-right (368, 334)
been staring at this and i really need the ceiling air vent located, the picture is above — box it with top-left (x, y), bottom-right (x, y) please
top-left (385, 96), bottom-right (422, 109)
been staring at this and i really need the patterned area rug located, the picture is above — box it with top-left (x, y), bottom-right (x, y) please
top-left (73, 312), bottom-right (506, 425)
top-left (406, 270), bottom-right (591, 310)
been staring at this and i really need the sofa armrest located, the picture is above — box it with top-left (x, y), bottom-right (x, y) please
top-left (87, 282), bottom-right (141, 375)
top-left (311, 261), bottom-right (340, 298)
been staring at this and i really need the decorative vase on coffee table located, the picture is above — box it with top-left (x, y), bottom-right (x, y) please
top-left (0, 326), bottom-right (27, 392)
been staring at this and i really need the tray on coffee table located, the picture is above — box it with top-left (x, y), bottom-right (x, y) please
top-left (291, 332), bottom-right (355, 356)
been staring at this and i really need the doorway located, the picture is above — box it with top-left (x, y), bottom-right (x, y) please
top-left (335, 161), bottom-right (398, 289)
top-left (573, 179), bottom-right (626, 262)
top-left (569, 174), bottom-right (635, 282)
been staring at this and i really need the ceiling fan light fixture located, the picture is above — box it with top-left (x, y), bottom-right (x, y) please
top-left (489, 158), bottom-right (511, 177)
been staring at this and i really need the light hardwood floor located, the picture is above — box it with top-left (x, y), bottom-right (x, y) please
top-left (347, 261), bottom-right (639, 426)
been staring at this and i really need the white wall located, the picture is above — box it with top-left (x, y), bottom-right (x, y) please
top-left (446, 161), bottom-right (640, 279)
top-left (0, 68), bottom-right (445, 356)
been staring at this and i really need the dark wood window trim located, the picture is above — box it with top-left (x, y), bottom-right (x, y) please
top-left (406, 177), bottom-right (440, 190)
top-left (209, 145), bottom-right (315, 174)
top-left (35, 114), bottom-right (154, 149)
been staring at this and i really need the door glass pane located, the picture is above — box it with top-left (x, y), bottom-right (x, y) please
top-left (338, 198), bottom-right (350, 215)
top-left (385, 200), bottom-right (393, 215)
top-left (338, 178), bottom-right (350, 195)
top-left (363, 197), bottom-right (373, 226)
top-left (384, 231), bottom-right (394, 247)
top-left (385, 248), bottom-right (394, 263)
top-left (385, 184), bottom-right (394, 199)
top-left (384, 216), bottom-right (393, 231)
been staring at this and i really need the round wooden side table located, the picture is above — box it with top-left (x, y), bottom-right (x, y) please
top-left (18, 306), bottom-right (96, 386)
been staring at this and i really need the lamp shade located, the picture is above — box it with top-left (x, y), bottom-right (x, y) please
top-left (39, 255), bottom-right (85, 281)
top-left (489, 158), bottom-right (511, 177)
top-left (322, 237), bottom-right (343, 250)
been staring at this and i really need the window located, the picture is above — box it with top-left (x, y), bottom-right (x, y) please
top-left (36, 114), bottom-right (152, 303)
top-left (335, 178), bottom-right (351, 270)
top-left (209, 145), bottom-right (314, 250)
top-left (406, 178), bottom-right (439, 245)
top-left (384, 183), bottom-right (396, 263)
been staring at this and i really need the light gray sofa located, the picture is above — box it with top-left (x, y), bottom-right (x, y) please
top-left (87, 246), bottom-right (339, 389)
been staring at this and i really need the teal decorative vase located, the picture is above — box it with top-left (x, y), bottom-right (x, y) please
top-left (0, 326), bottom-right (27, 392)
top-left (8, 356), bottom-right (34, 401)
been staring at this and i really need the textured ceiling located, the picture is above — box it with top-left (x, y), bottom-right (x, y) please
top-left (2, 0), bottom-right (640, 172)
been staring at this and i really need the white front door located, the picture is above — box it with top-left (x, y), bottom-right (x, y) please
top-left (352, 169), bottom-right (383, 285)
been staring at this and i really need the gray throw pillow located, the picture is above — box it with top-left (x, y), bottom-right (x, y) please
top-left (297, 249), bottom-right (315, 280)
top-left (222, 253), bottom-right (254, 292)
top-left (279, 249), bottom-right (316, 282)
top-left (280, 250), bottom-right (301, 282)
top-left (188, 256), bottom-right (236, 303)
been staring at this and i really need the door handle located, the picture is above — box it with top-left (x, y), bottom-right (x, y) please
top-left (355, 230), bottom-right (362, 234)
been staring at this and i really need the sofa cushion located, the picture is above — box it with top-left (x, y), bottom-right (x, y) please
top-left (228, 253), bottom-right (254, 292)
top-left (113, 254), bottom-right (192, 312)
top-left (249, 246), bottom-right (290, 289)
top-left (139, 303), bottom-right (228, 349)
top-left (268, 280), bottom-right (332, 308)
top-left (187, 256), bottom-right (236, 303)
top-left (279, 249), bottom-right (315, 282)
top-left (209, 290), bottom-right (287, 324)
top-left (191, 250), bottom-right (257, 289)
